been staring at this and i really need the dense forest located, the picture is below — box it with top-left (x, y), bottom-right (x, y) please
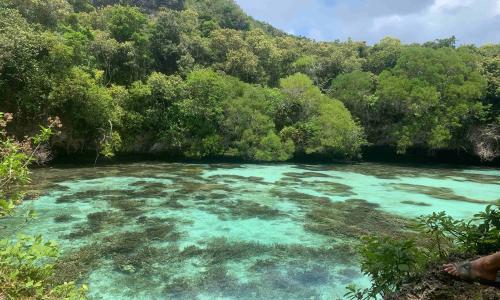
top-left (1, 0), bottom-right (499, 162)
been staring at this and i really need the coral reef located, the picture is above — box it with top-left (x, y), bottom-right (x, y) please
top-left (392, 183), bottom-right (489, 204)
top-left (304, 199), bottom-right (410, 239)
top-left (204, 200), bottom-right (283, 220)
top-left (53, 214), bottom-right (74, 223)
top-left (401, 200), bottom-right (432, 206)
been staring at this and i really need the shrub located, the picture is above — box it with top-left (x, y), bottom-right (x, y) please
top-left (0, 112), bottom-right (88, 299)
top-left (353, 236), bottom-right (425, 298)
top-left (0, 236), bottom-right (87, 299)
top-left (415, 205), bottom-right (500, 256)
top-left (347, 205), bottom-right (500, 300)
top-left (0, 113), bottom-right (61, 217)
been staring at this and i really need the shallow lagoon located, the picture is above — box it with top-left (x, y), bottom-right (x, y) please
top-left (1, 163), bottom-right (499, 299)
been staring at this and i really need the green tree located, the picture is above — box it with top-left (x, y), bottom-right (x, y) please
top-left (103, 5), bottom-right (147, 42)
top-left (151, 9), bottom-right (184, 74)
top-left (222, 85), bottom-right (294, 160)
top-left (278, 74), bottom-right (365, 158)
top-left (365, 37), bottom-right (402, 74)
top-left (188, 0), bottom-right (250, 31)
top-left (255, 131), bottom-right (294, 161)
top-left (168, 69), bottom-right (244, 157)
top-left (4, 0), bottom-right (72, 28)
top-left (329, 71), bottom-right (377, 130)
top-left (246, 29), bottom-right (283, 85)
top-left (48, 67), bottom-right (123, 152)
top-left (480, 44), bottom-right (500, 111)
top-left (0, 9), bottom-right (44, 112)
top-left (91, 0), bottom-right (185, 11)
top-left (378, 47), bottom-right (488, 153)
top-left (126, 72), bottom-right (185, 135)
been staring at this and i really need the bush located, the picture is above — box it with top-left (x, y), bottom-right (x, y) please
top-left (347, 236), bottom-right (425, 299)
top-left (415, 205), bottom-right (500, 257)
top-left (347, 205), bottom-right (500, 300)
top-left (0, 112), bottom-right (88, 299)
top-left (0, 236), bottom-right (87, 299)
top-left (0, 113), bottom-right (60, 217)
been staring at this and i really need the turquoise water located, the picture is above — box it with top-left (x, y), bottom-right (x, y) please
top-left (0, 163), bottom-right (498, 299)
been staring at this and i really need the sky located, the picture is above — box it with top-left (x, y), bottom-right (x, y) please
top-left (234, 0), bottom-right (500, 45)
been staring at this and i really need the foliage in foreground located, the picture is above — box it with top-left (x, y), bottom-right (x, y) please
top-left (346, 205), bottom-right (500, 299)
top-left (0, 112), bottom-right (87, 299)
top-left (0, 236), bottom-right (87, 299)
top-left (0, 112), bottom-right (61, 217)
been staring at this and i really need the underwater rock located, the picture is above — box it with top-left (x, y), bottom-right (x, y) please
top-left (275, 177), bottom-right (304, 185)
top-left (161, 197), bottom-right (187, 209)
top-left (129, 181), bottom-right (168, 190)
top-left (208, 164), bottom-right (243, 169)
top-left (270, 189), bottom-right (332, 208)
top-left (344, 198), bottom-right (380, 209)
top-left (144, 222), bottom-right (180, 241)
top-left (203, 199), bottom-right (283, 220)
top-left (338, 268), bottom-right (362, 279)
top-left (43, 183), bottom-right (71, 192)
top-left (64, 226), bottom-right (94, 239)
top-left (163, 277), bottom-right (199, 299)
top-left (112, 246), bottom-right (164, 275)
top-left (249, 258), bottom-right (278, 271)
top-left (54, 214), bottom-right (75, 223)
top-left (174, 182), bottom-right (232, 195)
top-left (102, 231), bottom-right (146, 254)
top-left (304, 199), bottom-right (409, 239)
top-left (207, 175), bottom-right (266, 184)
top-left (55, 194), bottom-right (76, 204)
top-left (55, 189), bottom-right (129, 204)
top-left (391, 183), bottom-right (489, 204)
top-left (107, 197), bottom-right (145, 217)
top-left (53, 243), bottom-right (103, 284)
top-left (201, 238), bottom-right (269, 265)
top-left (287, 264), bottom-right (330, 286)
top-left (209, 193), bottom-right (226, 200)
top-left (401, 200), bottom-right (432, 207)
top-left (87, 211), bottom-right (127, 231)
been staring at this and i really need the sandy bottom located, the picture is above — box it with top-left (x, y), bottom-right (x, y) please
top-left (0, 162), bottom-right (498, 299)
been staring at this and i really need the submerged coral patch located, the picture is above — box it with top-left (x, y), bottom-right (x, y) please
top-left (287, 264), bottom-right (331, 285)
top-left (1, 162), bottom-right (496, 299)
top-left (203, 199), bottom-right (283, 220)
top-left (391, 183), bottom-right (489, 204)
top-left (304, 199), bottom-right (409, 239)
top-left (54, 214), bottom-right (75, 223)
top-left (401, 200), bottom-right (432, 207)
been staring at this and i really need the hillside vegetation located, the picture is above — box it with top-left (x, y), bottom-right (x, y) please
top-left (1, 0), bottom-right (499, 161)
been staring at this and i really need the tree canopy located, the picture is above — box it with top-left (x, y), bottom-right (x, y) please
top-left (0, 0), bottom-right (498, 161)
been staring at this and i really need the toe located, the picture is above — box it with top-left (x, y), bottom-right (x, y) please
top-left (443, 264), bottom-right (456, 273)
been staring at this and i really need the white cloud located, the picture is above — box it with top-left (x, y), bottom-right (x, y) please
top-left (235, 0), bottom-right (500, 45)
top-left (372, 15), bottom-right (403, 32)
top-left (495, 0), bottom-right (500, 15)
top-left (308, 28), bottom-right (325, 41)
top-left (430, 0), bottom-right (475, 13)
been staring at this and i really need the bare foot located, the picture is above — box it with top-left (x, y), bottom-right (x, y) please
top-left (443, 257), bottom-right (498, 282)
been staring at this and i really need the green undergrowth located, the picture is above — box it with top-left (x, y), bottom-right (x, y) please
top-left (0, 113), bottom-right (88, 299)
top-left (0, 236), bottom-right (87, 299)
top-left (346, 205), bottom-right (500, 300)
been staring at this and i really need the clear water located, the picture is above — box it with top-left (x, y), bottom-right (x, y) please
top-left (0, 163), bottom-right (498, 300)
